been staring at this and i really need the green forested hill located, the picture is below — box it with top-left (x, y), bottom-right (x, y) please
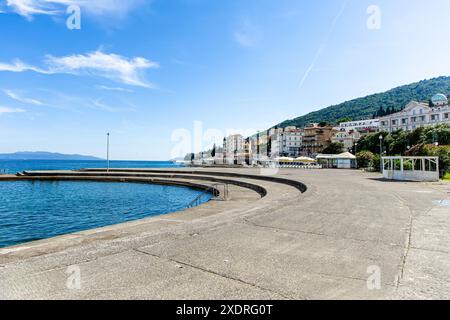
top-left (278, 76), bottom-right (450, 128)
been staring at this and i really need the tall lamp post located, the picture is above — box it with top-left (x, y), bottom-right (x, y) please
top-left (106, 133), bottom-right (110, 173)
top-left (379, 134), bottom-right (383, 173)
top-left (354, 142), bottom-right (358, 169)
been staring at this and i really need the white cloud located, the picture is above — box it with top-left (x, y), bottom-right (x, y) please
top-left (0, 106), bottom-right (25, 115)
top-left (4, 89), bottom-right (44, 105)
top-left (4, 0), bottom-right (148, 19)
top-left (0, 51), bottom-right (159, 88)
top-left (97, 85), bottom-right (133, 93)
top-left (0, 60), bottom-right (50, 74)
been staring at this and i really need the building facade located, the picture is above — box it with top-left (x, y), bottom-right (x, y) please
top-left (301, 124), bottom-right (336, 157)
top-left (223, 134), bottom-right (246, 165)
top-left (270, 127), bottom-right (303, 158)
top-left (332, 130), bottom-right (361, 151)
top-left (379, 94), bottom-right (450, 133)
top-left (339, 119), bottom-right (380, 133)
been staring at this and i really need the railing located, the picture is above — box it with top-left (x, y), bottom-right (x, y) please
top-left (276, 164), bottom-right (322, 169)
top-left (187, 183), bottom-right (229, 208)
top-left (0, 169), bottom-right (8, 174)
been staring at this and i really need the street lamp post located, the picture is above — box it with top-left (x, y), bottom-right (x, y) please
top-left (107, 133), bottom-right (110, 173)
top-left (379, 134), bottom-right (383, 173)
top-left (354, 142), bottom-right (358, 169)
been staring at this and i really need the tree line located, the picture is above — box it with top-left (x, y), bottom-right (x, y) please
top-left (356, 124), bottom-right (450, 175)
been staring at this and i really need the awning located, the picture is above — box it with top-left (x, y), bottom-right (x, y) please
top-left (316, 152), bottom-right (356, 160)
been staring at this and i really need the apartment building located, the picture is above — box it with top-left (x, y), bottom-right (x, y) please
top-left (271, 126), bottom-right (304, 158)
top-left (379, 94), bottom-right (450, 132)
top-left (332, 130), bottom-right (362, 151)
top-left (301, 123), bottom-right (337, 157)
top-left (339, 119), bottom-right (380, 133)
top-left (223, 134), bottom-right (246, 165)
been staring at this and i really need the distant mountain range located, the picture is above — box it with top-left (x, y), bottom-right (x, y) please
top-left (0, 152), bottom-right (103, 161)
top-left (277, 76), bottom-right (450, 128)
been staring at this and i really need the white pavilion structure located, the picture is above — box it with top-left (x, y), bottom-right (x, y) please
top-left (382, 156), bottom-right (440, 182)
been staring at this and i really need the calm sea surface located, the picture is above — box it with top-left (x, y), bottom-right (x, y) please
top-left (0, 159), bottom-right (181, 174)
top-left (0, 160), bottom-right (211, 248)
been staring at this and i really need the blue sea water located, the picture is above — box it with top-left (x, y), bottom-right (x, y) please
top-left (0, 160), bottom-right (210, 248)
top-left (0, 159), bottom-right (181, 174)
top-left (0, 180), bottom-right (211, 248)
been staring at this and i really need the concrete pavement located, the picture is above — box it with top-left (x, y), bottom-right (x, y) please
top-left (0, 168), bottom-right (449, 299)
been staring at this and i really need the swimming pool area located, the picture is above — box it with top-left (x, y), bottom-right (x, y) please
top-left (0, 180), bottom-right (211, 248)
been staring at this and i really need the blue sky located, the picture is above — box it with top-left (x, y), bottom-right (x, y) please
top-left (1, 0), bottom-right (450, 160)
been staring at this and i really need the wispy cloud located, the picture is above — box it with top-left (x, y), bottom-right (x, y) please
top-left (234, 19), bottom-right (261, 48)
top-left (0, 106), bottom-right (25, 115)
top-left (0, 50), bottom-right (159, 88)
top-left (90, 98), bottom-right (125, 112)
top-left (4, 0), bottom-right (148, 20)
top-left (298, 0), bottom-right (349, 89)
top-left (0, 60), bottom-right (50, 74)
top-left (45, 51), bottom-right (159, 88)
top-left (97, 85), bottom-right (133, 93)
top-left (3, 89), bottom-right (44, 105)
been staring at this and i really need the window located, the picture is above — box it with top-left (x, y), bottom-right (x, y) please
top-left (445, 113), bottom-right (449, 119)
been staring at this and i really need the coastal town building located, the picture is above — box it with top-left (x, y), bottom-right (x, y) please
top-left (301, 123), bottom-right (337, 157)
top-left (198, 94), bottom-right (449, 167)
top-left (248, 131), bottom-right (271, 165)
top-left (379, 94), bottom-right (450, 133)
top-left (223, 134), bottom-right (246, 165)
top-left (339, 119), bottom-right (380, 133)
top-left (332, 130), bottom-right (361, 151)
top-left (271, 127), bottom-right (303, 158)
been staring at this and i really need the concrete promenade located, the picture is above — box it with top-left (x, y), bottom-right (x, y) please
top-left (0, 168), bottom-right (449, 299)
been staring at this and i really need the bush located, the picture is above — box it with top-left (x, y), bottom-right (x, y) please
top-left (406, 143), bottom-right (450, 176)
top-left (358, 124), bottom-right (450, 156)
top-left (371, 154), bottom-right (382, 172)
top-left (356, 151), bottom-right (374, 168)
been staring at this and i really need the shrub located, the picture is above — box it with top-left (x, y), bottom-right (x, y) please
top-left (406, 143), bottom-right (450, 176)
top-left (444, 172), bottom-right (450, 181)
top-left (356, 151), bottom-right (374, 168)
top-left (371, 154), bottom-right (382, 172)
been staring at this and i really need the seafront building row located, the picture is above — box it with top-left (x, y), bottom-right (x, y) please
top-left (194, 93), bottom-right (450, 166)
